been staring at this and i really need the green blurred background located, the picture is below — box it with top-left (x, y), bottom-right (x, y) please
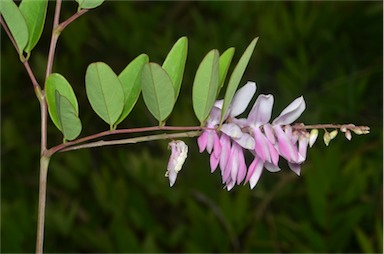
top-left (1, 1), bottom-right (383, 252)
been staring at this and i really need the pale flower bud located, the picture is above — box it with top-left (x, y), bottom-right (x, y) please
top-left (345, 130), bottom-right (352, 140)
top-left (309, 129), bottom-right (318, 148)
top-left (323, 131), bottom-right (331, 146)
top-left (352, 128), bottom-right (363, 135)
top-left (329, 130), bottom-right (338, 140)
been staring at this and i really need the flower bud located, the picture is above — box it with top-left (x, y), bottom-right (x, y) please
top-left (323, 131), bottom-right (331, 146)
top-left (329, 130), bottom-right (338, 139)
top-left (309, 129), bottom-right (318, 147)
top-left (345, 130), bottom-right (352, 141)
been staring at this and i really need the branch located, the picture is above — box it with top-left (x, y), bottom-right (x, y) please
top-left (60, 131), bottom-right (202, 152)
top-left (45, 4), bottom-right (89, 80)
top-left (47, 126), bottom-right (204, 155)
top-left (45, 0), bottom-right (62, 80)
top-left (291, 123), bottom-right (370, 133)
top-left (59, 8), bottom-right (89, 31)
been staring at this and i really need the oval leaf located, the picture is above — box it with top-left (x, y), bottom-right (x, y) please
top-left (116, 54), bottom-right (149, 125)
top-left (0, 0), bottom-right (29, 54)
top-left (220, 37), bottom-right (259, 124)
top-left (141, 63), bottom-right (175, 124)
top-left (19, 0), bottom-right (48, 53)
top-left (85, 62), bottom-right (124, 128)
top-left (55, 91), bottom-right (82, 141)
top-left (46, 73), bottom-right (79, 131)
top-left (76, 0), bottom-right (104, 9)
top-left (192, 49), bottom-right (220, 124)
top-left (162, 36), bottom-right (188, 99)
top-left (218, 47), bottom-right (235, 95)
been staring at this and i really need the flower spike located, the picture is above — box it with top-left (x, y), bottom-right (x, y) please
top-left (193, 82), bottom-right (369, 191)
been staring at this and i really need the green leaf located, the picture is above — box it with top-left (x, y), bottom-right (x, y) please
top-left (217, 47), bottom-right (235, 95)
top-left (192, 49), bottom-right (220, 124)
top-left (55, 91), bottom-right (82, 141)
top-left (19, 0), bottom-right (48, 53)
top-left (76, 0), bottom-right (104, 9)
top-left (46, 73), bottom-right (79, 131)
top-left (85, 62), bottom-right (124, 128)
top-left (0, 0), bottom-right (29, 54)
top-left (141, 63), bottom-right (175, 124)
top-left (162, 36), bottom-right (188, 99)
top-left (116, 54), bottom-right (149, 125)
top-left (220, 37), bottom-right (258, 124)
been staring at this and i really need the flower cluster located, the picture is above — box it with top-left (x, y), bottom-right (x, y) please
top-left (196, 82), bottom-right (329, 190)
top-left (165, 82), bottom-right (369, 189)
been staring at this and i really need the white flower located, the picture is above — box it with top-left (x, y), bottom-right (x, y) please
top-left (165, 140), bottom-right (188, 187)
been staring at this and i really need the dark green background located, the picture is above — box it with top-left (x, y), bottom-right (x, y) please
top-left (1, 1), bottom-right (382, 252)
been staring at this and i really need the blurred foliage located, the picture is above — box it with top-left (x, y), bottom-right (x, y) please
top-left (1, 1), bottom-right (382, 253)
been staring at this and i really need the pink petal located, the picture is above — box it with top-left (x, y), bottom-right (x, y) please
top-left (210, 153), bottom-right (219, 173)
top-left (219, 134), bottom-right (231, 173)
top-left (248, 94), bottom-right (274, 127)
top-left (263, 124), bottom-right (276, 144)
top-left (213, 132), bottom-right (222, 158)
top-left (273, 125), bottom-right (298, 162)
top-left (284, 125), bottom-right (293, 140)
top-left (197, 131), bottom-right (208, 153)
top-left (229, 145), bottom-right (239, 185)
top-left (226, 178), bottom-right (235, 191)
top-left (272, 96), bottom-right (306, 125)
top-left (206, 131), bottom-right (215, 154)
top-left (236, 146), bottom-right (247, 184)
top-left (249, 158), bottom-right (264, 189)
top-left (230, 81), bottom-right (257, 117)
top-left (222, 143), bottom-right (234, 183)
top-left (267, 141), bottom-right (279, 165)
top-left (288, 162), bottom-right (301, 176)
top-left (253, 127), bottom-right (271, 163)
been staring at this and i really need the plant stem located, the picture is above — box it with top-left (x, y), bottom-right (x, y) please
top-left (47, 125), bottom-right (204, 155)
top-left (60, 131), bottom-right (202, 152)
top-left (35, 156), bottom-right (50, 254)
top-left (45, 0), bottom-right (62, 80)
top-left (36, 1), bottom-right (62, 253)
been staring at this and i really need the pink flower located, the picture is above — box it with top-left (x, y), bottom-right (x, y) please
top-left (197, 81), bottom-right (312, 190)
